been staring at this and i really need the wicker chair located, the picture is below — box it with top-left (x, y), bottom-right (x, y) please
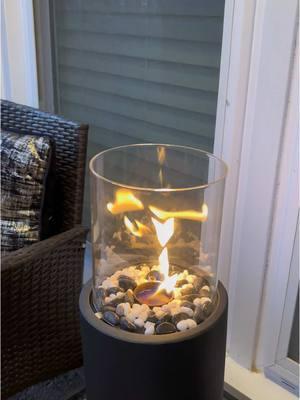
top-left (1, 100), bottom-right (89, 399)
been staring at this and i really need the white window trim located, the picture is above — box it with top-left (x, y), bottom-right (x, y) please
top-left (215, 0), bottom-right (298, 372)
top-left (1, 0), bottom-right (39, 107)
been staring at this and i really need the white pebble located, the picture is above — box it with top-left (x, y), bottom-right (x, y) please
top-left (182, 283), bottom-right (194, 291)
top-left (179, 306), bottom-right (194, 317)
top-left (139, 311), bottom-right (149, 321)
top-left (144, 321), bottom-right (155, 335)
top-left (116, 302), bottom-right (131, 317)
top-left (104, 297), bottom-right (112, 304)
top-left (177, 319), bottom-right (197, 331)
top-left (102, 279), bottom-right (118, 289)
top-left (116, 291), bottom-right (124, 298)
top-left (201, 285), bottom-right (210, 292)
top-left (134, 318), bottom-right (145, 328)
top-left (95, 312), bottom-right (102, 319)
top-left (170, 306), bottom-right (181, 316)
top-left (194, 297), bottom-right (212, 307)
top-left (127, 312), bottom-right (136, 323)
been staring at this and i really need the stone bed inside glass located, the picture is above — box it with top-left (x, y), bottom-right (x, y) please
top-left (94, 264), bottom-right (214, 335)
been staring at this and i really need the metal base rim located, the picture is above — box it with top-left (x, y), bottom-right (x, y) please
top-left (80, 279), bottom-right (228, 345)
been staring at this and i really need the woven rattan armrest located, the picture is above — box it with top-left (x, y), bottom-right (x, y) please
top-left (1, 226), bottom-right (89, 398)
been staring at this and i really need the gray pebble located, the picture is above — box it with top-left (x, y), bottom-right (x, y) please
top-left (156, 322), bottom-right (177, 335)
top-left (103, 311), bottom-right (120, 326)
top-left (107, 286), bottom-right (123, 296)
top-left (96, 287), bottom-right (106, 299)
top-left (193, 306), bottom-right (205, 324)
top-left (172, 312), bottom-right (190, 325)
top-left (202, 301), bottom-right (213, 317)
top-left (119, 276), bottom-right (137, 291)
top-left (120, 317), bottom-right (137, 332)
top-left (193, 277), bottom-right (205, 292)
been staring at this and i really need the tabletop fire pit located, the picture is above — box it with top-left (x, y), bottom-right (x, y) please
top-left (80, 144), bottom-right (228, 400)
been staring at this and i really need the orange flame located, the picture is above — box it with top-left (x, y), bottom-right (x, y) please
top-left (149, 203), bottom-right (208, 222)
top-left (124, 216), bottom-right (151, 237)
top-left (107, 189), bottom-right (144, 214)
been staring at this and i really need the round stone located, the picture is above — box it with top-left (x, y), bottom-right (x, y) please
top-left (103, 311), bottom-right (120, 326)
top-left (199, 286), bottom-right (211, 298)
top-left (193, 277), bottom-right (205, 292)
top-left (155, 322), bottom-right (177, 335)
top-left (120, 317), bottom-right (137, 332)
top-left (146, 270), bottom-right (163, 281)
top-left (119, 276), bottom-right (137, 291)
top-left (180, 300), bottom-right (195, 310)
top-left (172, 312), bottom-right (190, 325)
top-left (124, 289), bottom-right (135, 305)
top-left (202, 300), bottom-right (214, 317)
top-left (107, 286), bottom-right (123, 296)
top-left (107, 297), bottom-right (125, 307)
top-left (193, 306), bottom-right (205, 324)
top-left (175, 279), bottom-right (188, 288)
top-left (181, 284), bottom-right (196, 296)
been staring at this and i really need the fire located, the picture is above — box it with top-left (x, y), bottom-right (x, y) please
top-left (151, 217), bottom-right (178, 294)
top-left (124, 216), bottom-right (151, 237)
top-left (149, 203), bottom-right (208, 222)
top-left (151, 217), bottom-right (174, 247)
top-left (107, 189), bottom-right (144, 214)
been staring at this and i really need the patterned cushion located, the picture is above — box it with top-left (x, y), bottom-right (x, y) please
top-left (1, 131), bottom-right (52, 252)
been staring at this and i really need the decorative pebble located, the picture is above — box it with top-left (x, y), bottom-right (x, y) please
top-left (202, 301), bottom-right (213, 317)
top-left (144, 321), bottom-right (155, 335)
top-left (193, 277), bottom-right (205, 292)
top-left (107, 287), bottom-right (123, 296)
top-left (103, 311), bottom-right (120, 326)
top-left (199, 285), bottom-right (211, 298)
top-left (120, 317), bottom-right (137, 332)
top-left (134, 318), bottom-right (145, 328)
top-left (181, 284), bottom-right (195, 296)
top-left (116, 303), bottom-right (131, 317)
top-left (193, 297), bottom-right (211, 307)
top-left (176, 319), bottom-right (197, 331)
top-left (172, 312), bottom-right (190, 325)
top-left (118, 276), bottom-right (137, 291)
top-left (146, 270), bottom-right (163, 281)
top-left (96, 287), bottom-right (106, 299)
top-left (186, 274), bottom-right (197, 284)
top-left (95, 312), bottom-right (102, 319)
top-left (179, 306), bottom-right (194, 317)
top-left (193, 306), bottom-right (205, 324)
top-left (180, 294), bottom-right (198, 302)
top-left (156, 322), bottom-right (176, 335)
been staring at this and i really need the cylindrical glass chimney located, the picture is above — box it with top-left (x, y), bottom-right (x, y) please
top-left (89, 144), bottom-right (227, 334)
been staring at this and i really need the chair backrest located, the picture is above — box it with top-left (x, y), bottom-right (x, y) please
top-left (1, 100), bottom-right (88, 231)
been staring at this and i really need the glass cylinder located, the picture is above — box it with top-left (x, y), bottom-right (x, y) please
top-left (90, 144), bottom-right (227, 333)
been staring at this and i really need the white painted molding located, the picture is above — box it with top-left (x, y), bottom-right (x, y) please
top-left (227, 0), bottom-right (298, 369)
top-left (255, 39), bottom-right (299, 369)
top-left (214, 0), bottom-right (257, 292)
top-left (1, 0), bottom-right (39, 107)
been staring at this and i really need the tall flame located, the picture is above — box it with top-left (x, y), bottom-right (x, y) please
top-left (151, 217), bottom-right (174, 247)
top-left (107, 189), bottom-right (144, 214)
top-left (149, 203), bottom-right (208, 222)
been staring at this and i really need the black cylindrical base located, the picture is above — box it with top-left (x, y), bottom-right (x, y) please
top-left (80, 281), bottom-right (228, 400)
